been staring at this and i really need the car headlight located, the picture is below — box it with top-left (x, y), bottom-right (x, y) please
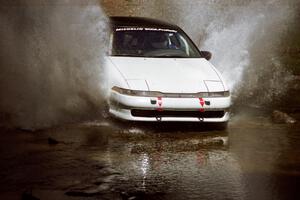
top-left (111, 86), bottom-right (162, 97)
top-left (112, 86), bottom-right (230, 97)
top-left (208, 91), bottom-right (230, 97)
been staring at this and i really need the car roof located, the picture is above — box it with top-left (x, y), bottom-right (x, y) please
top-left (109, 16), bottom-right (181, 31)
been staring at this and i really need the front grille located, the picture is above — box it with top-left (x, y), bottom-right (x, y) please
top-left (131, 109), bottom-right (225, 118)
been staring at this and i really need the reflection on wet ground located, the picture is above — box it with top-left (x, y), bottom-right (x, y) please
top-left (0, 111), bottom-right (299, 200)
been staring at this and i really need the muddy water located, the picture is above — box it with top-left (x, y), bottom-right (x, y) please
top-left (0, 112), bottom-right (299, 200)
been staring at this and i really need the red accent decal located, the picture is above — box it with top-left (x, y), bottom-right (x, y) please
top-left (199, 98), bottom-right (205, 107)
top-left (199, 108), bottom-right (205, 112)
top-left (157, 97), bottom-right (163, 111)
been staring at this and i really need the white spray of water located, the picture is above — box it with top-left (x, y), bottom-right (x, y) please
top-left (0, 1), bottom-right (297, 129)
top-left (0, 0), bottom-right (109, 130)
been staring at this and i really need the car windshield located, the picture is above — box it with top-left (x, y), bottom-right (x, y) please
top-left (111, 27), bottom-right (202, 58)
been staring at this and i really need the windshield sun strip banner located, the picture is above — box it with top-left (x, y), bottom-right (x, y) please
top-left (116, 27), bottom-right (177, 33)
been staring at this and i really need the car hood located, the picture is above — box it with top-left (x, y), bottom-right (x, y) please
top-left (109, 57), bottom-right (224, 93)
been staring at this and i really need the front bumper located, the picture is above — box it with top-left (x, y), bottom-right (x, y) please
top-left (109, 91), bottom-right (231, 122)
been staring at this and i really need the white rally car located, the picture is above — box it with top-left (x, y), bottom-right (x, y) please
top-left (104, 17), bottom-right (231, 124)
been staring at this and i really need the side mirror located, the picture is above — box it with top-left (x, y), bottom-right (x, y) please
top-left (200, 51), bottom-right (212, 60)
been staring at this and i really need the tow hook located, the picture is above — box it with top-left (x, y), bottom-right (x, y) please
top-left (198, 118), bottom-right (204, 122)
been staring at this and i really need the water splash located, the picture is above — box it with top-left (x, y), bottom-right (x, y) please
top-left (0, 0), bottom-right (297, 129)
top-left (0, 0), bottom-right (109, 130)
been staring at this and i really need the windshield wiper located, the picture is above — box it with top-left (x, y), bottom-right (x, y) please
top-left (111, 54), bottom-right (144, 57)
top-left (153, 55), bottom-right (188, 58)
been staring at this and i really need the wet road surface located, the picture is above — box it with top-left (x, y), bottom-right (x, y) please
top-left (0, 110), bottom-right (299, 200)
